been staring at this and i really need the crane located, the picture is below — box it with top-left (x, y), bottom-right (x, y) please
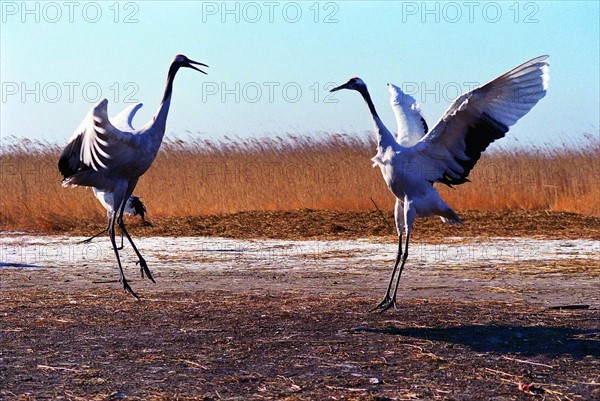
top-left (331, 56), bottom-right (549, 311)
top-left (58, 54), bottom-right (208, 299)
top-left (78, 103), bottom-right (148, 249)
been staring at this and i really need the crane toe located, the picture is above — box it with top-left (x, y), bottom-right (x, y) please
top-left (120, 276), bottom-right (140, 300)
top-left (370, 295), bottom-right (398, 313)
top-left (136, 258), bottom-right (156, 284)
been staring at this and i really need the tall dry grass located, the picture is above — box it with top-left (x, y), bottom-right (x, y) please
top-left (1, 133), bottom-right (598, 230)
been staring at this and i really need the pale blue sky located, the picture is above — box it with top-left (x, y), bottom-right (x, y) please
top-left (1, 1), bottom-right (598, 147)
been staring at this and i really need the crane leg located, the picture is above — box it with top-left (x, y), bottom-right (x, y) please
top-left (380, 230), bottom-right (411, 312)
top-left (108, 212), bottom-right (139, 300)
top-left (370, 233), bottom-right (402, 312)
top-left (371, 202), bottom-right (415, 313)
top-left (78, 222), bottom-right (110, 245)
top-left (78, 214), bottom-right (125, 249)
top-left (118, 228), bottom-right (125, 250)
top-left (77, 228), bottom-right (126, 249)
top-left (118, 216), bottom-right (156, 284)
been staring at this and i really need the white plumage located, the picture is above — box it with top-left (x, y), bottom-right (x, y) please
top-left (331, 56), bottom-right (549, 311)
top-left (93, 189), bottom-right (145, 219)
top-left (388, 83), bottom-right (428, 146)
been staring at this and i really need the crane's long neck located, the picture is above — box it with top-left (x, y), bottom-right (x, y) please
top-left (357, 86), bottom-right (396, 150)
top-left (147, 63), bottom-right (181, 143)
top-left (161, 62), bottom-right (180, 105)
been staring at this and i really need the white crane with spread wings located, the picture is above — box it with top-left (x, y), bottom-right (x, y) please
top-left (331, 56), bottom-right (549, 311)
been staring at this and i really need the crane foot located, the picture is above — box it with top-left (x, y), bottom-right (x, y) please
top-left (369, 295), bottom-right (398, 313)
top-left (120, 276), bottom-right (140, 300)
top-left (136, 259), bottom-right (156, 284)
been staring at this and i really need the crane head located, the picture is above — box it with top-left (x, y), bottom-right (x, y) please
top-left (330, 77), bottom-right (366, 92)
top-left (174, 54), bottom-right (209, 74)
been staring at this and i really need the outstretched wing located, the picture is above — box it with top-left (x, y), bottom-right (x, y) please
top-left (111, 103), bottom-right (143, 131)
top-left (388, 83), bottom-right (428, 147)
top-left (413, 55), bottom-right (549, 187)
top-left (58, 99), bottom-right (137, 186)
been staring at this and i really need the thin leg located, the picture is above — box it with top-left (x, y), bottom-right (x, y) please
top-left (117, 227), bottom-right (125, 250)
top-left (108, 211), bottom-right (139, 300)
top-left (111, 213), bottom-right (125, 250)
top-left (116, 178), bottom-right (154, 284)
top-left (118, 216), bottom-right (155, 284)
top-left (372, 200), bottom-right (415, 313)
top-left (379, 203), bottom-right (415, 312)
top-left (382, 230), bottom-right (411, 312)
top-left (370, 232), bottom-right (402, 312)
top-left (78, 226), bottom-right (124, 249)
top-left (78, 225), bottom-right (109, 244)
top-left (78, 214), bottom-right (123, 249)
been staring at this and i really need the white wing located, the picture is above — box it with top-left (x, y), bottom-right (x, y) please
top-left (111, 103), bottom-right (143, 131)
top-left (412, 55), bottom-right (549, 187)
top-left (388, 83), bottom-right (428, 146)
top-left (58, 99), bottom-right (139, 186)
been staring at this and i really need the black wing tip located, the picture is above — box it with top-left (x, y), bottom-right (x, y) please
top-left (57, 156), bottom-right (71, 179)
top-left (437, 113), bottom-right (508, 187)
top-left (58, 120), bottom-right (112, 181)
top-left (58, 134), bottom-right (86, 179)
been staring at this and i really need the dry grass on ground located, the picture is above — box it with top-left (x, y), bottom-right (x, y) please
top-left (2, 287), bottom-right (599, 401)
top-left (1, 134), bottom-right (599, 232)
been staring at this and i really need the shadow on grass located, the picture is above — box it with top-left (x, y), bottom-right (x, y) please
top-left (353, 325), bottom-right (600, 357)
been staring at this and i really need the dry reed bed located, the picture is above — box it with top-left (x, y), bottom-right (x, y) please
top-left (1, 134), bottom-right (598, 231)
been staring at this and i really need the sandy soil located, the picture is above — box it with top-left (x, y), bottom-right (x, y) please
top-left (1, 210), bottom-right (599, 400)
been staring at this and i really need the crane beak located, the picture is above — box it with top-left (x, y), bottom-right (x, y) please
top-left (330, 81), bottom-right (351, 92)
top-left (186, 59), bottom-right (209, 75)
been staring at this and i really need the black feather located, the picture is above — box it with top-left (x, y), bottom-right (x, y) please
top-left (58, 134), bottom-right (90, 179)
top-left (58, 123), bottom-right (111, 181)
top-left (421, 117), bottom-right (429, 134)
top-left (438, 112), bottom-right (508, 187)
top-left (129, 196), bottom-right (147, 219)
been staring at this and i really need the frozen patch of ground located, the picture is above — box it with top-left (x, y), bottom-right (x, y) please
top-left (0, 234), bottom-right (597, 271)
top-left (1, 234), bottom-right (598, 308)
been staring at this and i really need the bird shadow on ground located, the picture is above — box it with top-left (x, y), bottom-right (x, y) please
top-left (353, 325), bottom-right (600, 358)
top-left (0, 262), bottom-right (41, 268)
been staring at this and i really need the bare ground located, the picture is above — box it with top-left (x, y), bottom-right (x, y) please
top-left (1, 286), bottom-right (598, 401)
top-left (1, 210), bottom-right (599, 400)
top-left (38, 209), bottom-right (600, 240)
